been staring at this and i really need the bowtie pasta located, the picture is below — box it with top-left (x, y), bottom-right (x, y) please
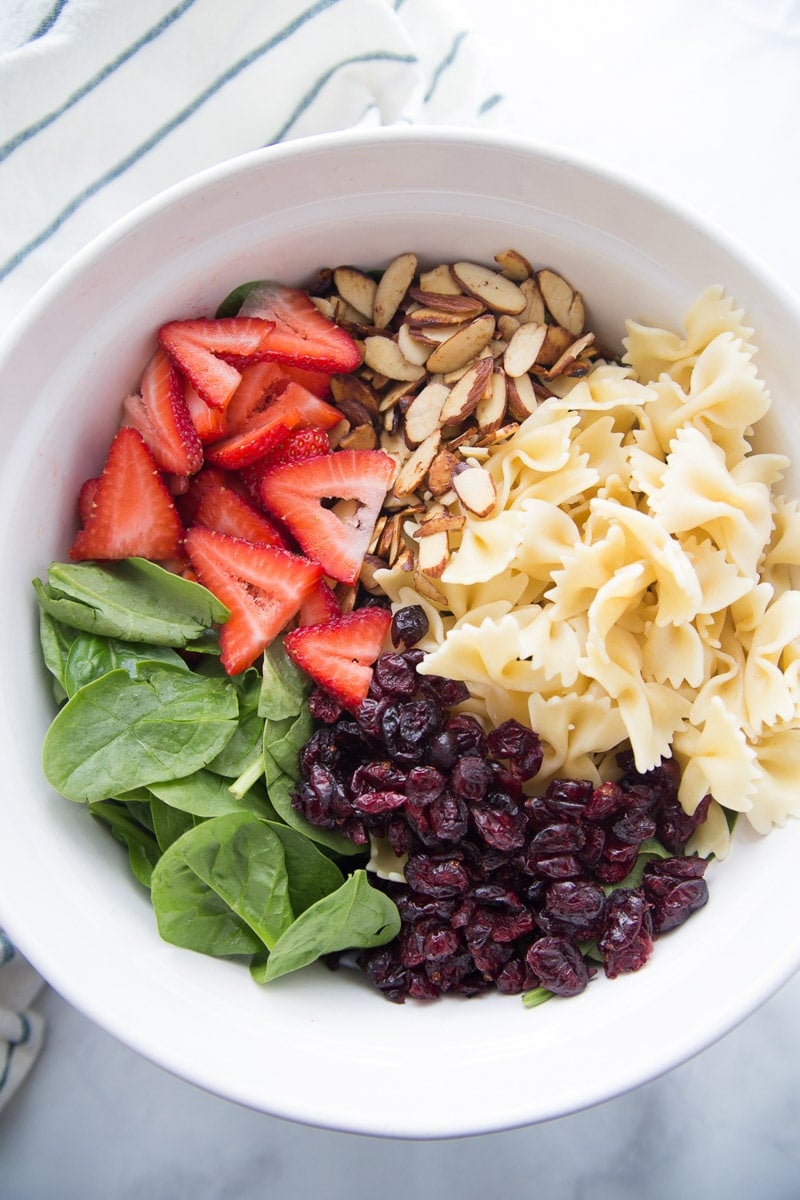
top-left (377, 286), bottom-right (800, 857)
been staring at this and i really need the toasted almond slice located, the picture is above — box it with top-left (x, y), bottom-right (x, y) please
top-left (419, 264), bottom-right (463, 295)
top-left (376, 512), bottom-right (403, 561)
top-left (453, 464), bottom-right (497, 518)
top-left (494, 248), bottom-right (533, 282)
top-left (378, 378), bottom-right (420, 412)
top-left (404, 381), bottom-right (449, 445)
top-left (450, 262), bottom-right (527, 315)
top-left (330, 373), bottom-right (381, 420)
top-left (373, 252), bottom-right (417, 329)
top-left (397, 321), bottom-right (433, 366)
top-left (393, 430), bottom-right (441, 498)
top-left (439, 355), bottom-right (494, 425)
top-left (519, 277), bottom-right (546, 325)
top-left (310, 296), bottom-right (336, 318)
top-left (497, 314), bottom-right (521, 342)
top-left (407, 323), bottom-right (462, 347)
top-left (425, 314), bottom-right (496, 374)
top-left (339, 423), bottom-right (379, 451)
top-left (544, 330), bottom-right (596, 379)
top-left (503, 322), bottom-right (548, 377)
top-left (336, 584), bottom-right (358, 614)
top-left (408, 289), bottom-right (485, 317)
top-left (416, 512), bottom-right (466, 537)
top-left (413, 569), bottom-right (448, 606)
top-left (406, 307), bottom-right (473, 329)
top-left (360, 554), bottom-right (389, 594)
top-left (536, 268), bottom-right (585, 336)
top-left (476, 371), bottom-right (507, 434)
top-left (505, 371), bottom-right (539, 420)
top-left (417, 529), bottom-right (451, 578)
top-left (393, 546), bottom-right (416, 573)
top-left (363, 335), bottom-right (426, 382)
top-left (333, 266), bottom-right (378, 321)
top-left (427, 447), bottom-right (460, 496)
top-left (368, 513), bottom-right (388, 554)
top-left (536, 324), bottom-right (575, 368)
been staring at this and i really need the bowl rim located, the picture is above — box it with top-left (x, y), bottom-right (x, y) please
top-left (3, 124), bottom-right (800, 1138)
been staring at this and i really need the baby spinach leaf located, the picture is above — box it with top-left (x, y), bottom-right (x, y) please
top-left (265, 821), bottom-right (344, 916)
top-left (150, 812), bottom-right (294, 956)
top-left (144, 770), bottom-right (279, 822)
top-left (215, 280), bottom-right (262, 318)
top-left (259, 639), bottom-right (310, 720)
top-left (37, 606), bottom-right (76, 700)
top-left (150, 796), bottom-right (194, 852)
top-left (207, 668), bottom-right (264, 778)
top-left (42, 664), bottom-right (239, 803)
top-left (34, 558), bottom-right (229, 646)
top-left (260, 870), bottom-right (400, 983)
top-left (63, 633), bottom-right (187, 697)
top-left (266, 708), bottom-right (314, 782)
top-left (89, 799), bottom-right (161, 888)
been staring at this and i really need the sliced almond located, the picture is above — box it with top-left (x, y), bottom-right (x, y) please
top-left (408, 289), bottom-right (485, 317)
top-left (363, 335), bottom-right (426, 382)
top-left (412, 569), bottom-right (448, 607)
top-left (476, 371), bottom-right (507, 434)
top-left (339, 423), bottom-right (379, 451)
top-left (494, 248), bottom-right (533, 282)
top-left (544, 330), bottom-right (596, 379)
top-left (453, 464), bottom-right (497, 518)
top-left (392, 430), bottom-right (441, 498)
top-left (406, 307), bottom-right (472, 329)
top-left (418, 264), bottom-right (463, 295)
top-left (417, 529), bottom-right (451, 578)
top-left (425, 314), bottom-right (496, 374)
top-left (503, 322), bottom-right (548, 377)
top-left (404, 381), bottom-right (449, 445)
top-left (333, 266), bottom-right (378, 322)
top-left (536, 323), bottom-right (575, 368)
top-left (536, 268), bottom-right (585, 336)
top-left (330, 373), bottom-right (381, 421)
top-left (505, 371), bottom-right (539, 420)
top-left (373, 252), bottom-right (417, 329)
top-left (310, 296), bottom-right (336, 319)
top-left (450, 262), bottom-right (527, 315)
top-left (519, 277), bottom-right (546, 325)
top-left (439, 355), bottom-right (494, 425)
top-left (416, 512), bottom-right (466, 537)
top-left (397, 321), bottom-right (433, 366)
top-left (427, 448), bottom-right (460, 496)
top-left (360, 554), bottom-right (389, 594)
top-left (497, 314), bottom-right (521, 343)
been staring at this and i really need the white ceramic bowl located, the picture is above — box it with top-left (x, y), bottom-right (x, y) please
top-left (1, 127), bottom-right (800, 1138)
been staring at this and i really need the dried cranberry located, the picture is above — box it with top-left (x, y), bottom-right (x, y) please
top-left (486, 719), bottom-right (543, 780)
top-left (405, 764), bottom-right (446, 805)
top-left (372, 653), bottom-right (419, 698)
top-left (405, 854), bottom-right (470, 897)
top-left (599, 889), bottom-right (653, 978)
top-left (307, 688), bottom-right (343, 724)
top-left (643, 858), bottom-right (709, 933)
top-left (419, 674), bottom-right (471, 707)
top-left (390, 604), bottom-right (429, 649)
top-left (526, 936), bottom-right (590, 997)
top-left (428, 791), bottom-right (469, 843)
top-left (538, 880), bottom-right (607, 941)
top-left (470, 802), bottom-right (528, 852)
top-left (451, 755), bottom-right (493, 801)
top-left (612, 810), bottom-right (657, 846)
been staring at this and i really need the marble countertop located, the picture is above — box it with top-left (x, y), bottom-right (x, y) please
top-left (3, 1), bottom-right (800, 1195)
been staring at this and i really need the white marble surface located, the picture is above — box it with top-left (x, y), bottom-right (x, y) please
top-left (4, 0), bottom-right (800, 1194)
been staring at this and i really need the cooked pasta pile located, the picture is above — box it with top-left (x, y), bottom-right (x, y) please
top-left (376, 287), bottom-right (800, 856)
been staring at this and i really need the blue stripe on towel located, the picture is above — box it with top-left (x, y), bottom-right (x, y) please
top-left (423, 28), bottom-right (468, 103)
top-left (0, 0), bottom-right (343, 284)
top-left (1, 0), bottom-right (199, 165)
top-left (27, 0), bottom-right (70, 42)
top-left (270, 49), bottom-right (417, 142)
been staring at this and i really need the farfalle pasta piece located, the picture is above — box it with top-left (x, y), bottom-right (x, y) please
top-left (674, 696), bottom-right (760, 816)
top-left (761, 496), bottom-right (800, 594)
top-left (440, 508), bottom-right (523, 585)
top-left (741, 589), bottom-right (800, 735)
top-left (640, 619), bottom-right (708, 690)
top-left (527, 686), bottom-right (629, 784)
top-left (745, 725), bottom-right (800, 833)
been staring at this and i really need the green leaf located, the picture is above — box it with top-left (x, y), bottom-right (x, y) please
top-left (150, 812), bottom-right (295, 956)
top-left (36, 606), bottom-right (76, 700)
top-left (261, 870), bottom-right (400, 983)
top-left (607, 837), bottom-right (673, 893)
top-left (63, 633), bottom-right (187, 697)
top-left (89, 800), bottom-right (161, 887)
top-left (34, 559), bottom-right (229, 646)
top-left (266, 708), bottom-right (314, 782)
top-left (207, 668), bottom-right (265, 778)
top-left (42, 664), bottom-right (239, 802)
top-left (265, 821), bottom-right (344, 916)
top-left (259, 639), bottom-right (311, 720)
top-left (150, 796), bottom-right (194, 852)
top-left (521, 987), bottom-right (555, 1009)
top-left (214, 280), bottom-right (262, 318)
top-left (145, 770), bottom-right (279, 821)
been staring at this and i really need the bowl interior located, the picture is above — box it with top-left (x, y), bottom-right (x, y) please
top-left (1, 128), bottom-right (799, 1137)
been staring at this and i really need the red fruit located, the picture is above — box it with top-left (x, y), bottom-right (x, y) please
top-left (184, 381), bottom-right (228, 444)
top-left (185, 526), bottom-right (322, 675)
top-left (298, 576), bottom-right (341, 627)
top-left (70, 427), bottom-right (184, 562)
top-left (205, 379), bottom-right (342, 471)
top-left (284, 607), bottom-right (392, 709)
top-left (240, 281), bottom-right (361, 374)
top-left (123, 348), bottom-right (203, 476)
top-left (77, 476), bottom-right (99, 526)
top-left (181, 467), bottom-right (287, 547)
top-left (224, 361), bottom-right (292, 431)
top-left (260, 426), bottom-right (331, 470)
top-left (258, 449), bottom-right (396, 585)
top-left (158, 317), bottom-right (275, 410)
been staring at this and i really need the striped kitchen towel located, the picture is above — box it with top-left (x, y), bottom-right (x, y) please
top-left (0, 0), bottom-right (504, 1113)
top-left (0, 0), bottom-right (505, 331)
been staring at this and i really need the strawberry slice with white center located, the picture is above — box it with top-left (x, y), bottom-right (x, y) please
top-left (284, 607), bottom-right (392, 709)
top-left (184, 380), bottom-right (228, 444)
top-left (185, 526), bottom-right (321, 675)
top-left (123, 348), bottom-right (203, 476)
top-left (205, 380), bottom-right (343, 471)
top-left (297, 576), bottom-right (341, 627)
top-left (258, 449), bottom-right (396, 585)
top-left (238, 281), bottom-right (361, 374)
top-left (158, 316), bottom-right (275, 410)
top-left (70, 426), bottom-right (184, 562)
top-left (180, 466), bottom-right (288, 548)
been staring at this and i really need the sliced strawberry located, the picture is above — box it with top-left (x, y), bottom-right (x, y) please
top-left (298, 577), bottom-right (341, 627)
top-left (185, 526), bottom-right (321, 675)
top-left (122, 348), bottom-right (203, 476)
top-left (158, 317), bottom-right (275, 410)
top-left (284, 607), bottom-right (392, 709)
top-left (281, 365), bottom-right (333, 399)
top-left (224, 361), bottom-right (292, 431)
top-left (184, 381), bottom-right (228, 444)
top-left (77, 477), bottom-right (99, 526)
top-left (258, 449), bottom-right (396, 585)
top-left (70, 427), bottom-right (184, 562)
top-left (203, 405), bottom-right (299, 471)
top-left (239, 281), bottom-right (361, 374)
top-left (181, 466), bottom-right (288, 548)
top-left (261, 426), bottom-right (331, 470)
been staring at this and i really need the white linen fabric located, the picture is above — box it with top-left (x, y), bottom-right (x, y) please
top-left (0, 0), bottom-right (503, 1113)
